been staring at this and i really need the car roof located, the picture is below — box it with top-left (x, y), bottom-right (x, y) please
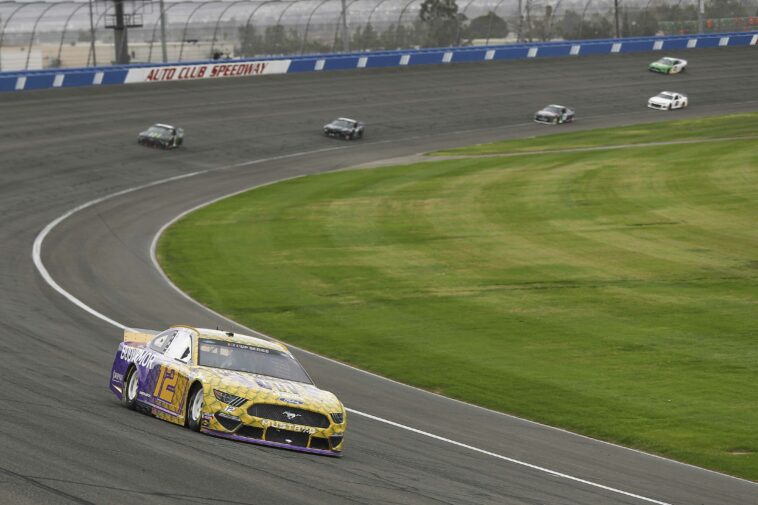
top-left (336, 117), bottom-right (357, 122)
top-left (154, 123), bottom-right (175, 129)
top-left (192, 327), bottom-right (290, 353)
top-left (547, 104), bottom-right (566, 108)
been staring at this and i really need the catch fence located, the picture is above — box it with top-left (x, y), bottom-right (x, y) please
top-left (1, 0), bottom-right (757, 70)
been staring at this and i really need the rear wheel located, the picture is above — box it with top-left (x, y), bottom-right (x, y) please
top-left (121, 366), bottom-right (139, 410)
top-left (187, 385), bottom-right (204, 431)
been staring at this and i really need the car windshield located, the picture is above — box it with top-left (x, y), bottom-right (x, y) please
top-left (544, 106), bottom-right (562, 113)
top-left (656, 93), bottom-right (674, 100)
top-left (332, 119), bottom-right (354, 128)
top-left (147, 125), bottom-right (172, 135)
top-left (198, 338), bottom-right (312, 384)
top-left (659, 58), bottom-right (675, 65)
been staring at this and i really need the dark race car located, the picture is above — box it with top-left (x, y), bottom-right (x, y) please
top-left (534, 105), bottom-right (575, 125)
top-left (138, 123), bottom-right (184, 149)
top-left (323, 118), bottom-right (365, 140)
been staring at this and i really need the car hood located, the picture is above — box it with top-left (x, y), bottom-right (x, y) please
top-left (649, 62), bottom-right (670, 69)
top-left (649, 96), bottom-right (673, 104)
top-left (140, 130), bottom-right (171, 139)
top-left (198, 367), bottom-right (343, 412)
top-left (536, 109), bottom-right (558, 117)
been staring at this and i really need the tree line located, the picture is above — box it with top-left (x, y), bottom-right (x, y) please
top-left (236, 0), bottom-right (758, 57)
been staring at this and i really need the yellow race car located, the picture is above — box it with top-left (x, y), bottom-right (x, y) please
top-left (110, 326), bottom-right (346, 456)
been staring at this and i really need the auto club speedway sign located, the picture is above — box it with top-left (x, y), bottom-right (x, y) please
top-left (124, 59), bottom-right (292, 83)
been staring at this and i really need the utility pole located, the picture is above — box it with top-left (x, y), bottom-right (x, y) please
top-left (159, 0), bottom-right (168, 62)
top-left (697, 0), bottom-right (704, 33)
top-left (614, 0), bottom-right (620, 38)
top-left (88, 0), bottom-right (97, 66)
top-left (340, 0), bottom-right (349, 52)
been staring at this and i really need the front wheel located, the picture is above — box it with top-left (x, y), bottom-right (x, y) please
top-left (187, 385), bottom-right (204, 431)
top-left (121, 366), bottom-right (139, 410)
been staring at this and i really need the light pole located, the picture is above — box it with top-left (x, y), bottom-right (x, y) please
top-left (340, 0), bottom-right (349, 52)
top-left (697, 0), bottom-right (704, 33)
top-left (88, 0), bottom-right (97, 66)
top-left (159, 0), bottom-right (167, 62)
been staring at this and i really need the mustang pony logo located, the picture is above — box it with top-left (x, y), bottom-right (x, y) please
top-left (283, 411), bottom-right (301, 421)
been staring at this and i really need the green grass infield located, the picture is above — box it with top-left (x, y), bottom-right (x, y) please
top-left (158, 113), bottom-right (758, 480)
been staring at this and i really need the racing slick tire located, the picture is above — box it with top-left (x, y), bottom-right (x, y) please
top-left (187, 384), bottom-right (204, 432)
top-left (122, 366), bottom-right (139, 410)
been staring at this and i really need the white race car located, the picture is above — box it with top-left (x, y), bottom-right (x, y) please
top-left (647, 91), bottom-right (688, 111)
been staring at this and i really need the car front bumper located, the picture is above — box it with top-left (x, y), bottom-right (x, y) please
top-left (647, 101), bottom-right (670, 110)
top-left (201, 408), bottom-right (345, 456)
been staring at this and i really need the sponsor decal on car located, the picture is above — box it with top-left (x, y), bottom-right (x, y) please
top-left (120, 346), bottom-right (156, 369)
top-left (278, 396), bottom-right (304, 405)
top-left (216, 412), bottom-right (240, 421)
top-left (111, 371), bottom-right (124, 383)
top-left (261, 419), bottom-right (317, 434)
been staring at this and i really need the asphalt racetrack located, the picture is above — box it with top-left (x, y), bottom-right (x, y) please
top-left (1, 47), bottom-right (757, 505)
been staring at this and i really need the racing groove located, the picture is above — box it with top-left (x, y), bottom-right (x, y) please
top-left (1, 47), bottom-right (757, 505)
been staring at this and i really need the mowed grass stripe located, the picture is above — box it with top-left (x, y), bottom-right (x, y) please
top-left (159, 114), bottom-right (758, 479)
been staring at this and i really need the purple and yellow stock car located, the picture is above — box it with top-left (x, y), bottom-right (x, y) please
top-left (110, 326), bottom-right (347, 456)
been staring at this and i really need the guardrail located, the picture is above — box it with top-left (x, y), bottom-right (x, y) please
top-left (1, 31), bottom-right (756, 92)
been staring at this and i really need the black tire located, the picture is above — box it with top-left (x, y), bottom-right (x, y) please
top-left (186, 384), bottom-right (204, 431)
top-left (121, 366), bottom-right (139, 410)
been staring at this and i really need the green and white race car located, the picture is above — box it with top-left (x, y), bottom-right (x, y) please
top-left (648, 57), bottom-right (687, 74)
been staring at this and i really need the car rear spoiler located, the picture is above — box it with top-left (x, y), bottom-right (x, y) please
top-left (123, 328), bottom-right (159, 344)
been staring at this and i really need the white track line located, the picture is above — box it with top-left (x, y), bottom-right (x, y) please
top-left (351, 409), bottom-right (673, 505)
top-left (35, 148), bottom-right (727, 505)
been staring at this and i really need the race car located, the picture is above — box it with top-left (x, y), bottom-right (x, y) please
top-left (137, 123), bottom-right (184, 149)
top-left (648, 57), bottom-right (687, 74)
top-left (647, 91), bottom-right (688, 111)
top-left (110, 326), bottom-right (347, 456)
top-left (324, 117), bottom-right (364, 139)
top-left (534, 105), bottom-right (575, 125)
